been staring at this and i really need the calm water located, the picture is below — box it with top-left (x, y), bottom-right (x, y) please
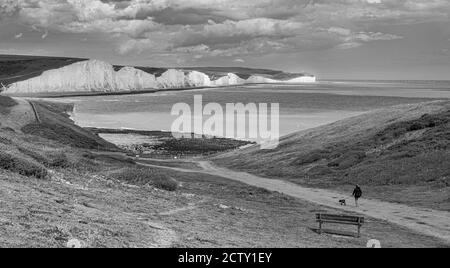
top-left (58, 80), bottom-right (450, 140)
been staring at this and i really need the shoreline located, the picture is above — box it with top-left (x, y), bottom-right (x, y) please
top-left (1, 82), bottom-right (316, 99)
top-left (87, 127), bottom-right (255, 158)
top-left (3, 85), bottom-right (214, 98)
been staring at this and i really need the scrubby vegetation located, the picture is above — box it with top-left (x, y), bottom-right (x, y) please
top-left (0, 95), bottom-right (18, 114)
top-left (108, 167), bottom-right (179, 191)
top-left (295, 110), bottom-right (450, 187)
top-left (17, 147), bottom-right (70, 169)
top-left (0, 150), bottom-right (48, 179)
top-left (147, 137), bottom-right (252, 156)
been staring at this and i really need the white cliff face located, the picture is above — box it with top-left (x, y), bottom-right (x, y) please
top-left (5, 59), bottom-right (316, 94)
top-left (156, 69), bottom-right (188, 89)
top-left (186, 71), bottom-right (212, 87)
top-left (116, 67), bottom-right (157, 91)
top-left (212, 73), bottom-right (245, 86)
top-left (6, 60), bottom-right (118, 94)
top-left (285, 76), bottom-right (316, 83)
top-left (246, 75), bottom-right (277, 84)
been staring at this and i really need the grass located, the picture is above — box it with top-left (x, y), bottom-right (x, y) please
top-left (0, 95), bottom-right (17, 107)
top-left (155, 167), bottom-right (448, 248)
top-left (0, 95), bottom-right (18, 114)
top-left (17, 147), bottom-right (70, 169)
top-left (1, 155), bottom-right (445, 247)
top-left (0, 150), bottom-right (47, 179)
top-left (148, 137), bottom-right (252, 156)
top-left (297, 110), bottom-right (450, 187)
top-left (0, 96), bottom-right (447, 247)
top-left (136, 159), bottom-right (203, 170)
top-left (213, 101), bottom-right (450, 210)
top-left (21, 101), bottom-right (118, 151)
top-left (88, 128), bottom-right (253, 158)
top-left (108, 167), bottom-right (179, 191)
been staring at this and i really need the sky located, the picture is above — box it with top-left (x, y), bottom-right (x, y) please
top-left (0, 0), bottom-right (450, 80)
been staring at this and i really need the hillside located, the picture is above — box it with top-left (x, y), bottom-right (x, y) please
top-left (3, 97), bottom-right (443, 247)
top-left (0, 55), bottom-right (85, 86)
top-left (213, 101), bottom-right (450, 211)
top-left (0, 55), bottom-right (315, 95)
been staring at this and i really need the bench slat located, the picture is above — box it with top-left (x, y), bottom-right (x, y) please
top-left (316, 214), bottom-right (364, 223)
top-left (316, 220), bottom-right (362, 226)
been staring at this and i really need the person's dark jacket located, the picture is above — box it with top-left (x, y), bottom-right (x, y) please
top-left (352, 186), bottom-right (362, 199)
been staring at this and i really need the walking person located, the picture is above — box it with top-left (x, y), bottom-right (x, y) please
top-left (352, 185), bottom-right (362, 207)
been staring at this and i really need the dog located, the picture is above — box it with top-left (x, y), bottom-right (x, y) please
top-left (339, 199), bottom-right (347, 206)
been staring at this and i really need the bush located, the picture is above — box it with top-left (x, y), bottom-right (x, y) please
top-left (0, 151), bottom-right (47, 179)
top-left (109, 167), bottom-right (178, 191)
top-left (307, 165), bottom-right (335, 176)
top-left (48, 152), bottom-right (70, 168)
top-left (151, 174), bottom-right (179, 191)
top-left (294, 150), bottom-right (329, 165)
top-left (0, 96), bottom-right (18, 114)
top-left (0, 96), bottom-right (17, 107)
top-left (17, 147), bottom-right (70, 168)
top-left (328, 151), bottom-right (366, 169)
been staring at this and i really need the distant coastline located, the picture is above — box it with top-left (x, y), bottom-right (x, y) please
top-left (2, 82), bottom-right (314, 99)
top-left (1, 58), bottom-right (316, 96)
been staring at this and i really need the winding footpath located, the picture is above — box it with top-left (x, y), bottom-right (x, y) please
top-left (138, 159), bottom-right (450, 244)
top-left (27, 101), bottom-right (41, 123)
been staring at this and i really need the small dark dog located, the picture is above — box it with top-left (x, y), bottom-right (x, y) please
top-left (339, 199), bottom-right (347, 206)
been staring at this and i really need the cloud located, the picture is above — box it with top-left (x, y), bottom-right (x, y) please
top-left (336, 42), bottom-right (362, 50)
top-left (117, 37), bottom-right (171, 55)
top-left (4, 0), bottom-right (449, 59)
top-left (14, 32), bottom-right (23, 39)
top-left (0, 0), bottom-right (20, 19)
top-left (60, 18), bottom-right (159, 38)
top-left (328, 27), bottom-right (352, 36)
top-left (234, 58), bottom-right (245, 63)
top-left (41, 29), bottom-right (48, 39)
top-left (327, 27), bottom-right (403, 49)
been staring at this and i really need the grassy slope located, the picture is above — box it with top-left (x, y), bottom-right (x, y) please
top-left (1, 97), bottom-right (446, 247)
top-left (0, 95), bottom-right (17, 115)
top-left (22, 101), bottom-right (118, 151)
top-left (0, 129), bottom-right (445, 247)
top-left (213, 101), bottom-right (450, 211)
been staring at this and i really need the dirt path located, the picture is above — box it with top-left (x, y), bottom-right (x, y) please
top-left (27, 101), bottom-right (41, 123)
top-left (138, 159), bottom-right (450, 244)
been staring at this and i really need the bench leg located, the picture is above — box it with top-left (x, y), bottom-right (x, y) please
top-left (357, 225), bottom-right (361, 238)
top-left (318, 222), bottom-right (322, 235)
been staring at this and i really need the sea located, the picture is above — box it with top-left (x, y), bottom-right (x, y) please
top-left (56, 80), bottom-right (450, 142)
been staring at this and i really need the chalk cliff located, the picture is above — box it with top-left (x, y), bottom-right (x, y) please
top-left (4, 59), bottom-right (316, 94)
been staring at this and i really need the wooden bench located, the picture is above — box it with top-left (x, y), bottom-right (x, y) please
top-left (316, 213), bottom-right (364, 238)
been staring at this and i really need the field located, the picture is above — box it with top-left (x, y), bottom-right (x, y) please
top-left (1, 96), bottom-right (447, 247)
top-left (213, 101), bottom-right (450, 211)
